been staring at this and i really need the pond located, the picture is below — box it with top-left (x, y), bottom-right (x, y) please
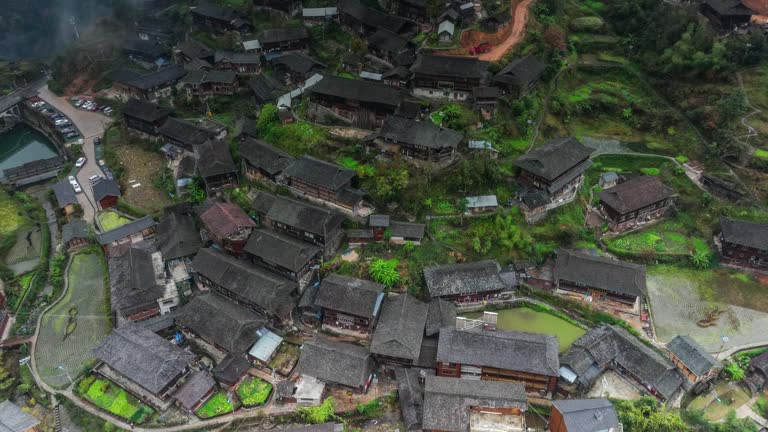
top-left (462, 307), bottom-right (587, 353)
top-left (0, 124), bottom-right (58, 180)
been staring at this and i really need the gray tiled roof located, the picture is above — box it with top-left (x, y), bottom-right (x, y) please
top-left (437, 327), bottom-right (560, 376)
top-left (667, 335), bottom-right (719, 377)
top-left (555, 249), bottom-right (646, 298)
top-left (108, 245), bottom-right (163, 317)
top-left (284, 156), bottom-right (355, 192)
top-left (258, 27), bottom-right (309, 44)
top-left (720, 217), bottom-right (768, 251)
top-left (371, 294), bottom-right (428, 361)
top-left (314, 274), bottom-right (384, 319)
top-left (494, 55), bottom-right (546, 87)
top-left (411, 54), bottom-right (487, 80)
top-left (97, 216), bottom-right (156, 245)
top-left (244, 229), bottom-right (320, 273)
top-left (514, 136), bottom-right (594, 181)
top-left (196, 139), bottom-right (236, 179)
top-left (0, 400), bottom-right (40, 432)
top-left (111, 65), bottom-right (187, 90)
top-left (53, 180), bottom-right (78, 208)
top-left (62, 219), bottom-right (89, 244)
top-left (173, 370), bottom-right (215, 410)
top-left (379, 115), bottom-right (462, 150)
top-left (158, 117), bottom-right (214, 147)
top-left (423, 260), bottom-right (506, 298)
top-left (252, 191), bottom-right (346, 237)
top-left (93, 322), bottom-right (194, 395)
top-left (122, 98), bottom-right (174, 122)
top-left (239, 138), bottom-right (294, 177)
top-left (422, 376), bottom-right (526, 432)
top-left (176, 294), bottom-right (266, 354)
top-left (157, 211), bottom-right (201, 261)
top-left (551, 398), bottom-right (620, 432)
top-left (200, 201), bottom-right (255, 239)
top-left (395, 367), bottom-right (428, 431)
top-left (369, 214), bottom-right (390, 228)
top-left (311, 75), bottom-right (402, 108)
top-left (599, 176), bottom-right (675, 215)
top-left (296, 337), bottom-right (373, 388)
top-left (92, 178), bottom-right (121, 202)
top-left (425, 298), bottom-right (456, 337)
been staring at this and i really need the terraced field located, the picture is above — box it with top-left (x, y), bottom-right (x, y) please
top-left (35, 253), bottom-right (110, 388)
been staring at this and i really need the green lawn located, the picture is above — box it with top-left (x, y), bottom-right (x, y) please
top-left (605, 221), bottom-right (712, 257)
top-left (236, 376), bottom-right (272, 406)
top-left (78, 376), bottom-right (154, 423)
top-left (97, 211), bottom-right (132, 231)
top-left (0, 189), bottom-right (29, 237)
top-left (196, 392), bottom-right (239, 419)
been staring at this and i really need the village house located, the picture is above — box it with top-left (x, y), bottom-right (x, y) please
top-left (395, 367), bottom-right (428, 431)
top-left (213, 353), bottom-right (251, 388)
top-left (560, 325), bottom-right (684, 402)
top-left (367, 30), bottom-right (416, 66)
top-left (53, 180), bottom-right (79, 217)
top-left (339, 0), bottom-right (419, 36)
top-left (111, 65), bottom-right (187, 102)
top-left (271, 53), bottom-right (326, 86)
top-left (411, 55), bottom-right (488, 100)
top-left (700, 0), bottom-right (756, 31)
top-left (309, 75), bottom-right (403, 129)
top-left (375, 115), bottom-right (462, 162)
top-left (483, 10), bottom-right (511, 32)
top-left (252, 191), bottom-right (346, 258)
top-left (436, 325), bottom-right (560, 396)
top-left (97, 216), bottom-right (157, 251)
top-left (176, 293), bottom-right (267, 356)
top-left (173, 371), bottom-right (216, 413)
top-left (253, 0), bottom-right (303, 16)
top-left (423, 260), bottom-right (510, 303)
top-left (122, 39), bottom-right (168, 67)
top-left (258, 27), bottom-right (310, 53)
top-left (92, 178), bottom-right (121, 210)
top-left (422, 376), bottom-right (528, 432)
top-left (157, 208), bottom-right (202, 284)
top-left (175, 40), bottom-right (215, 65)
top-left (599, 176), bottom-right (675, 232)
top-left (248, 74), bottom-right (284, 106)
top-left (314, 274), bottom-right (385, 336)
top-left (108, 244), bottom-right (178, 324)
top-left (158, 117), bottom-right (216, 151)
top-left (213, 51), bottom-right (262, 74)
top-left (666, 335), bottom-right (720, 383)
top-left (296, 337), bottom-right (375, 392)
top-left (718, 217), bottom-right (768, 270)
top-left (302, 7), bottom-right (339, 24)
top-left (472, 87), bottom-right (501, 118)
top-left (247, 327), bottom-right (284, 366)
top-left (426, 298), bottom-right (456, 338)
top-left (191, 2), bottom-right (251, 33)
top-left (180, 70), bottom-right (238, 98)
top-left (437, 20), bottom-right (455, 45)
top-left (195, 139), bottom-right (238, 192)
top-left (199, 201), bottom-right (255, 255)
top-left (245, 229), bottom-right (320, 283)
top-left (93, 323), bottom-right (195, 406)
top-left (397, 0), bottom-right (427, 20)
top-left (137, 19), bottom-right (175, 44)
top-left (465, 195), bottom-right (498, 214)
top-left (62, 219), bottom-right (90, 252)
top-left (493, 55), bottom-right (546, 97)
top-left (371, 294), bottom-right (429, 366)
top-left (0, 400), bottom-right (40, 432)
top-left (515, 136), bottom-right (594, 221)
top-left (554, 249), bottom-right (646, 314)
top-left (122, 98), bottom-right (175, 136)
top-left (192, 247), bottom-right (297, 323)
top-left (239, 137), bottom-right (294, 182)
top-left (282, 156), bottom-right (366, 211)
top-left (549, 399), bottom-right (620, 432)
top-left (390, 221), bottom-right (426, 244)
top-left (746, 350), bottom-right (768, 394)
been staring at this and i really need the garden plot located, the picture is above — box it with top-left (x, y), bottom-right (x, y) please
top-left (97, 211), bottom-right (131, 231)
top-left (5, 226), bottom-right (41, 274)
top-left (77, 375), bottom-right (154, 424)
top-left (113, 145), bottom-right (172, 212)
top-left (35, 253), bottom-right (111, 388)
top-left (646, 265), bottom-right (768, 351)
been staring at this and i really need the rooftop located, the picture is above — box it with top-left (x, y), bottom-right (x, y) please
top-left (314, 274), bottom-right (385, 319)
top-left (494, 55), bottom-right (546, 87)
top-left (97, 216), bottom-right (156, 245)
top-left (244, 229), bottom-right (321, 273)
top-left (158, 117), bottom-right (214, 147)
top-left (425, 298), bottom-right (456, 337)
top-left (258, 27), bottom-right (309, 44)
top-left (252, 191), bottom-right (346, 237)
top-left (379, 115), bottom-right (462, 150)
top-left (196, 139), bottom-right (237, 179)
top-left (111, 65), bottom-right (187, 90)
top-left (62, 219), bottom-right (89, 244)
top-left (720, 217), bottom-right (768, 250)
top-left (200, 201), bottom-right (255, 239)
top-left (157, 211), bottom-right (201, 261)
top-left (53, 180), bottom-right (78, 209)
top-left (555, 248), bottom-right (646, 299)
top-left (423, 260), bottom-right (507, 298)
top-left (599, 176), bottom-right (675, 215)
top-left (411, 54), bottom-right (487, 80)
top-left (92, 178), bottom-right (121, 202)
top-left (667, 335), bottom-right (719, 377)
top-left (108, 245), bottom-right (164, 317)
top-left (122, 98), bottom-right (175, 123)
top-left (296, 337), bottom-right (374, 388)
top-left (514, 136), bottom-right (594, 181)
top-left (284, 156), bottom-right (356, 192)
top-left (370, 294), bottom-right (428, 361)
top-left (310, 75), bottom-right (402, 108)
top-left (0, 400), bottom-right (40, 432)
top-left (551, 398), bottom-right (620, 432)
top-left (173, 371), bottom-right (216, 411)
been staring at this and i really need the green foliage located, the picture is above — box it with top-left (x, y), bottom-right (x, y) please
top-left (369, 258), bottom-right (400, 287)
top-left (263, 122), bottom-right (328, 156)
top-left (371, 165), bottom-right (410, 202)
top-left (723, 361), bottom-right (745, 381)
top-left (356, 399), bottom-right (382, 419)
top-left (570, 16), bottom-right (603, 32)
top-left (660, 25), bottom-right (729, 77)
top-left (257, 103), bottom-right (280, 132)
top-left (236, 377), bottom-right (272, 407)
top-left (298, 397), bottom-right (337, 424)
top-left (675, 155), bottom-right (689, 163)
top-left (614, 397), bottom-right (687, 432)
top-left (197, 392), bottom-right (237, 419)
top-left (640, 167), bottom-right (660, 176)
top-left (79, 377), bottom-right (153, 423)
top-left (402, 241), bottom-right (415, 255)
top-left (229, 188), bottom-right (252, 213)
top-left (756, 397), bottom-right (768, 418)
top-left (690, 249), bottom-right (712, 269)
top-left (0, 351), bottom-right (16, 397)
top-left (187, 180), bottom-right (207, 205)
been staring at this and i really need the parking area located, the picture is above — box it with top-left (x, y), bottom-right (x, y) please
top-left (26, 97), bottom-right (81, 143)
top-left (68, 96), bottom-right (114, 117)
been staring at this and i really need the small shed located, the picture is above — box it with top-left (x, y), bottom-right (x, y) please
top-left (248, 328), bottom-right (284, 365)
top-left (62, 219), bottom-right (90, 251)
top-left (438, 20), bottom-right (455, 45)
top-left (465, 195), bottom-right (498, 214)
top-left (599, 172), bottom-right (619, 188)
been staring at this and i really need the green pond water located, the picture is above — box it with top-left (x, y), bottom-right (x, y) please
top-left (0, 124), bottom-right (58, 179)
top-left (463, 307), bottom-right (587, 353)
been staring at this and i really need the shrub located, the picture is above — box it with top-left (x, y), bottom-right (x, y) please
top-left (723, 361), bottom-right (745, 381)
top-left (196, 392), bottom-right (237, 419)
top-left (236, 377), bottom-right (272, 406)
top-left (640, 167), bottom-right (660, 176)
top-left (356, 399), bottom-right (382, 419)
top-left (298, 397), bottom-right (336, 424)
top-left (370, 258), bottom-right (400, 287)
top-left (675, 155), bottom-right (689, 163)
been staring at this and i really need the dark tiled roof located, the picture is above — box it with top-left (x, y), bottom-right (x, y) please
top-left (379, 115), bottom-right (462, 150)
top-left (284, 156), bottom-right (355, 192)
top-left (157, 211), bottom-right (201, 261)
top-left (272, 52), bottom-right (326, 75)
top-left (123, 39), bottom-right (166, 58)
top-left (192, 248), bottom-right (296, 320)
top-left (173, 371), bottom-right (216, 410)
top-left (423, 376), bottom-right (527, 432)
top-left (240, 138), bottom-right (294, 176)
top-left (62, 219), bottom-right (89, 244)
top-left (369, 214), bottom-right (390, 227)
top-left (181, 69), bottom-right (237, 85)
top-left (93, 322), bottom-right (194, 395)
top-left (423, 260), bottom-right (506, 298)
top-left (93, 178), bottom-right (121, 202)
top-left (473, 86), bottom-right (501, 99)
top-left (192, 2), bottom-right (240, 21)
top-left (411, 54), bottom-right (487, 80)
top-left (97, 216), bottom-right (156, 245)
top-left (314, 274), bottom-right (385, 319)
top-left (252, 191), bottom-right (346, 237)
top-left (311, 75), bottom-right (402, 108)
top-left (214, 51), bottom-right (262, 65)
top-left (258, 27), bottom-right (309, 44)
top-left (390, 221), bottom-right (425, 240)
top-left (108, 245), bottom-right (163, 316)
top-left (395, 367), bottom-right (427, 431)
top-left (296, 337), bottom-right (374, 388)
top-left (200, 201), bottom-right (255, 239)
top-left (371, 295), bottom-right (428, 361)
top-left (248, 74), bottom-right (284, 103)
top-left (750, 351), bottom-right (768, 377)
top-left (111, 65), bottom-right (187, 90)
top-left (245, 229), bottom-right (320, 273)
top-left (196, 139), bottom-right (236, 179)
top-left (667, 335), bottom-right (719, 377)
top-left (158, 117), bottom-right (214, 147)
top-left (213, 353), bottom-right (250, 384)
top-left (554, 249), bottom-right (646, 298)
top-left (704, 0), bottom-right (755, 15)
top-left (339, 0), bottom-right (415, 34)
top-left (122, 98), bottom-right (175, 122)
top-left (437, 327), bottom-right (560, 376)
top-left (177, 40), bottom-right (214, 60)
top-left (425, 299), bottom-right (456, 337)
top-left (176, 294), bottom-right (267, 353)
top-left (53, 180), bottom-right (78, 208)
top-left (0, 400), bottom-right (40, 432)
top-left (514, 136), bottom-right (594, 181)
top-left (551, 398), bottom-right (620, 432)
top-left (599, 176), bottom-right (675, 215)
top-left (720, 217), bottom-right (768, 250)
top-left (494, 55), bottom-right (546, 87)
top-left (368, 29), bottom-right (411, 53)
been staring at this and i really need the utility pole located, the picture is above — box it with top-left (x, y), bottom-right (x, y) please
top-left (69, 16), bottom-right (80, 41)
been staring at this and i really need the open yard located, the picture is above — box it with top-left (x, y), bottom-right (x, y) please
top-left (236, 376), bottom-right (272, 407)
top-left (196, 391), bottom-right (239, 419)
top-left (0, 189), bottom-right (30, 237)
top-left (463, 306), bottom-right (586, 352)
top-left (268, 342), bottom-right (301, 377)
top-left (112, 145), bottom-right (173, 213)
top-left (687, 381), bottom-right (752, 421)
top-left (77, 375), bottom-right (154, 424)
top-left (605, 220), bottom-right (711, 258)
top-left (646, 265), bottom-right (768, 351)
top-left (97, 211), bottom-right (132, 231)
top-left (35, 253), bottom-right (111, 388)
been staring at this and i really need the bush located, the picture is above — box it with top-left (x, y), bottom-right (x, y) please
top-left (298, 397), bottom-right (336, 424)
top-left (640, 167), bottom-right (660, 176)
top-left (356, 399), bottom-right (382, 419)
top-left (369, 258), bottom-right (400, 287)
top-left (236, 377), bottom-right (272, 407)
top-left (196, 392), bottom-right (237, 419)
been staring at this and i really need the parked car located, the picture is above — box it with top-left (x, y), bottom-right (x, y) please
top-left (469, 42), bottom-right (492, 55)
top-left (98, 159), bottom-right (106, 166)
top-left (94, 137), bottom-right (101, 146)
top-left (68, 176), bottom-right (82, 194)
top-left (75, 100), bottom-right (84, 107)
top-left (102, 167), bottom-right (114, 180)
top-left (75, 157), bottom-right (86, 168)
top-left (89, 175), bottom-right (102, 184)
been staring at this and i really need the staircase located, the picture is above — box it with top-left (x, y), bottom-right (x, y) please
top-left (53, 402), bottom-right (63, 432)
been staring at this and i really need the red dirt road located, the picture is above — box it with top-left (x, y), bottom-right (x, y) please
top-left (479, 0), bottom-right (536, 61)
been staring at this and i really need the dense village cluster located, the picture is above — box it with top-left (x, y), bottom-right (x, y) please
top-left (3, 0), bottom-right (768, 431)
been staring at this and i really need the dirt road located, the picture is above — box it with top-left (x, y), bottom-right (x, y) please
top-left (479, 0), bottom-right (536, 61)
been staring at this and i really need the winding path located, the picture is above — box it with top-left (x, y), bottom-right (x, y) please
top-left (478, 0), bottom-right (537, 61)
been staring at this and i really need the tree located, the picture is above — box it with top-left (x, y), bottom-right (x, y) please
top-left (402, 241), bottom-right (415, 256)
top-left (543, 25), bottom-right (566, 52)
top-left (0, 351), bottom-right (15, 396)
top-left (298, 397), bottom-right (336, 424)
top-left (187, 180), bottom-right (206, 204)
top-left (373, 165), bottom-right (410, 202)
top-left (614, 397), bottom-right (687, 432)
top-left (369, 258), bottom-right (400, 287)
top-left (257, 103), bottom-right (279, 133)
top-left (441, 104), bottom-right (464, 130)
top-left (690, 249), bottom-right (711, 269)
top-left (723, 361), bottom-right (745, 381)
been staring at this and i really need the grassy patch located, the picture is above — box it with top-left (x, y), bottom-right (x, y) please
top-left (755, 149), bottom-right (768, 159)
top-left (78, 376), bottom-right (154, 423)
top-left (0, 189), bottom-right (29, 237)
top-left (97, 211), bottom-right (132, 231)
top-left (236, 376), bottom-right (272, 407)
top-left (268, 343), bottom-right (300, 376)
top-left (196, 392), bottom-right (239, 419)
top-left (606, 223), bottom-right (711, 257)
top-left (687, 381), bottom-right (751, 421)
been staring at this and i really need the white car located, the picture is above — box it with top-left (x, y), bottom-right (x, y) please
top-left (75, 157), bottom-right (86, 168)
top-left (89, 175), bottom-right (102, 184)
top-left (75, 100), bottom-right (83, 107)
top-left (68, 176), bottom-right (82, 194)
top-left (98, 159), bottom-right (106, 166)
